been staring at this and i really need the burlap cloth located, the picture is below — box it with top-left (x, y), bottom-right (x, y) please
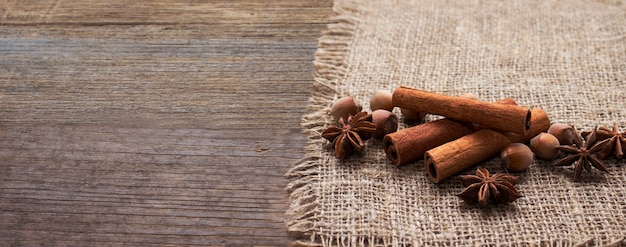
top-left (286, 0), bottom-right (626, 246)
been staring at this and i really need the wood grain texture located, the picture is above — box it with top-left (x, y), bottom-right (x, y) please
top-left (0, 0), bottom-right (332, 245)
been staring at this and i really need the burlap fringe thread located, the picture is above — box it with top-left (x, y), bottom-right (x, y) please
top-left (285, 0), bottom-right (626, 246)
top-left (285, 1), bottom-right (361, 246)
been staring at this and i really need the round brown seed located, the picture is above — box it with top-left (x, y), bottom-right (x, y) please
top-left (501, 143), bottom-right (534, 172)
top-left (370, 90), bottom-right (394, 112)
top-left (529, 132), bottom-right (560, 160)
top-left (547, 123), bottom-right (574, 145)
top-left (371, 109), bottom-right (398, 139)
top-left (330, 96), bottom-right (360, 123)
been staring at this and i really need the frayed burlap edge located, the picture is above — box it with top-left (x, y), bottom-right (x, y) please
top-left (284, 0), bottom-right (361, 246)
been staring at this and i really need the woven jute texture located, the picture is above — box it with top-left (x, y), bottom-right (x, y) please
top-left (286, 0), bottom-right (626, 246)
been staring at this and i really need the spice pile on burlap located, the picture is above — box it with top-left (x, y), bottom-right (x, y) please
top-left (286, 0), bottom-right (626, 246)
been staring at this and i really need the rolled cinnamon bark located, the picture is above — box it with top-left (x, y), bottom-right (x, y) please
top-left (424, 107), bottom-right (551, 183)
top-left (383, 119), bottom-right (472, 166)
top-left (503, 107), bottom-right (551, 143)
top-left (425, 129), bottom-right (511, 183)
top-left (393, 86), bottom-right (532, 134)
top-left (384, 98), bottom-right (518, 166)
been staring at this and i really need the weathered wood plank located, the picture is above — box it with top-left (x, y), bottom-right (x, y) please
top-left (1, 0), bottom-right (331, 25)
top-left (0, 0), bottom-right (332, 245)
top-left (1, 25), bottom-right (322, 127)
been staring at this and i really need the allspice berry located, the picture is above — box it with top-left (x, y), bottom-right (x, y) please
top-left (330, 96), bottom-right (361, 123)
top-left (529, 132), bottom-right (560, 160)
top-left (400, 108), bottom-right (424, 122)
top-left (371, 109), bottom-right (398, 139)
top-left (501, 143), bottom-right (533, 172)
top-left (370, 90), bottom-right (394, 111)
top-left (547, 123), bottom-right (574, 145)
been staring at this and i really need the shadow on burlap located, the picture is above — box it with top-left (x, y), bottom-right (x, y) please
top-left (286, 0), bottom-right (626, 246)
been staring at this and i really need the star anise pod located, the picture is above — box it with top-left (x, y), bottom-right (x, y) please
top-left (554, 126), bottom-right (610, 181)
top-left (594, 123), bottom-right (626, 159)
top-left (457, 168), bottom-right (523, 207)
top-left (322, 111), bottom-right (377, 159)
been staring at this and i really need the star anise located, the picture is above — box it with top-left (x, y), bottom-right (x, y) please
top-left (322, 111), bottom-right (377, 159)
top-left (594, 123), bottom-right (626, 159)
top-left (457, 168), bottom-right (523, 207)
top-left (554, 126), bottom-right (610, 181)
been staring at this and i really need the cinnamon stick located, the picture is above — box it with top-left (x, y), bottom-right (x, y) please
top-left (424, 107), bottom-right (551, 183)
top-left (384, 98), bottom-right (517, 166)
top-left (503, 108), bottom-right (551, 143)
top-left (393, 86), bottom-right (532, 134)
top-left (383, 119), bottom-right (472, 166)
top-left (425, 129), bottom-right (511, 183)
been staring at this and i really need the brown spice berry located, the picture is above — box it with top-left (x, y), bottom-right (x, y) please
top-left (548, 123), bottom-right (574, 145)
top-left (529, 132), bottom-right (560, 160)
top-left (330, 96), bottom-right (361, 123)
top-left (371, 109), bottom-right (398, 139)
top-left (501, 143), bottom-right (533, 172)
top-left (370, 90), bottom-right (394, 111)
top-left (400, 108), bottom-right (425, 122)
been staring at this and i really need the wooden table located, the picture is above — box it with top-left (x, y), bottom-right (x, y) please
top-left (0, 1), bottom-right (332, 245)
